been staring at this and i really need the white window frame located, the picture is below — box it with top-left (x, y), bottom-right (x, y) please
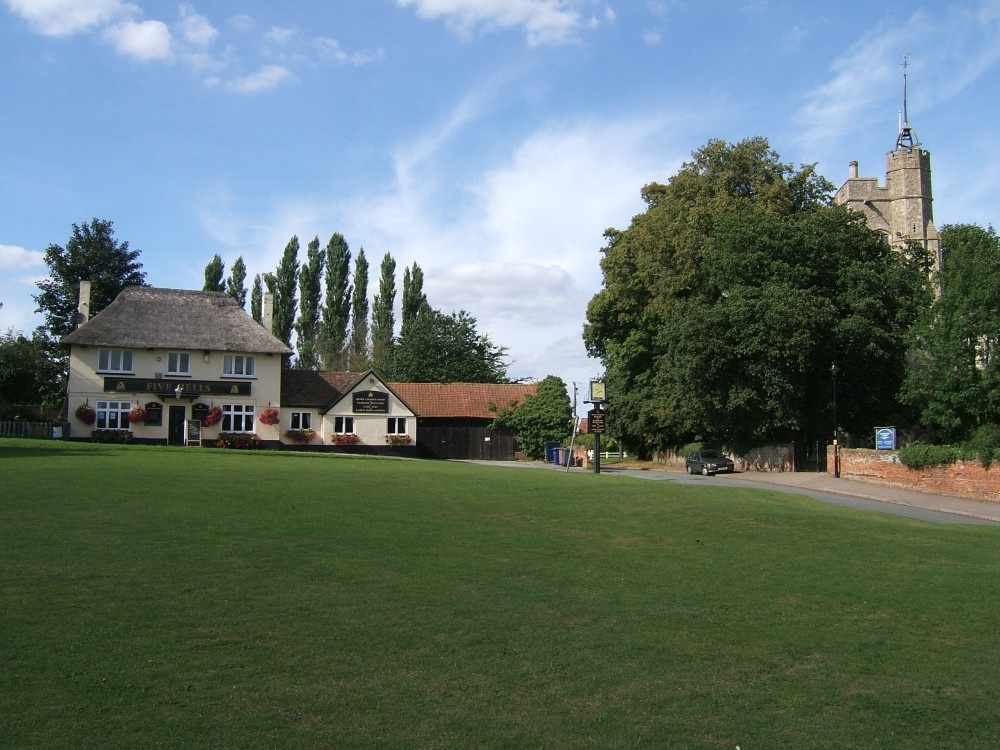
top-left (167, 352), bottom-right (191, 376)
top-left (222, 354), bottom-right (256, 378)
top-left (334, 416), bottom-right (355, 434)
top-left (387, 417), bottom-right (407, 435)
top-left (97, 349), bottom-right (133, 373)
top-left (96, 400), bottom-right (132, 430)
top-left (222, 404), bottom-right (255, 433)
top-left (290, 412), bottom-right (312, 430)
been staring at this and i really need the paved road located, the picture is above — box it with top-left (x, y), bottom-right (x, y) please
top-left (597, 466), bottom-right (1000, 526)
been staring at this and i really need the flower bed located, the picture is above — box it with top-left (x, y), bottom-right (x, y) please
top-left (216, 432), bottom-right (262, 449)
top-left (91, 429), bottom-right (131, 444)
top-left (385, 434), bottom-right (411, 446)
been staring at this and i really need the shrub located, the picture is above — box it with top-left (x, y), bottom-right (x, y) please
top-left (963, 424), bottom-right (1000, 469)
top-left (899, 442), bottom-right (961, 469)
top-left (90, 429), bottom-right (132, 444)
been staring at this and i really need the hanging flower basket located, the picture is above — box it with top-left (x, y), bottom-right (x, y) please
top-left (75, 403), bottom-right (96, 425)
top-left (284, 428), bottom-right (317, 444)
top-left (385, 434), bottom-right (411, 446)
top-left (202, 405), bottom-right (222, 427)
top-left (331, 433), bottom-right (361, 446)
top-left (259, 407), bottom-right (280, 425)
top-left (128, 406), bottom-right (148, 424)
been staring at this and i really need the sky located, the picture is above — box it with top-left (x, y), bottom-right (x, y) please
top-left (2, 0), bottom-right (999, 412)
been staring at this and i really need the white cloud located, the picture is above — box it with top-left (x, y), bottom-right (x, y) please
top-left (794, 5), bottom-right (1000, 158)
top-left (642, 28), bottom-right (662, 45)
top-left (178, 4), bottom-right (217, 48)
top-left (104, 19), bottom-right (172, 61)
top-left (0, 244), bottom-right (45, 270)
top-left (265, 25), bottom-right (297, 45)
top-left (3, 0), bottom-right (128, 37)
top-left (395, 0), bottom-right (602, 46)
top-left (314, 38), bottom-right (384, 66)
top-left (215, 64), bottom-right (293, 93)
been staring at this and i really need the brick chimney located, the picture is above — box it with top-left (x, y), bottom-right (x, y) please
top-left (262, 292), bottom-right (274, 334)
top-left (77, 280), bottom-right (91, 327)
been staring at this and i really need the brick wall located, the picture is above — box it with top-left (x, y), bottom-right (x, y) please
top-left (830, 447), bottom-right (1000, 503)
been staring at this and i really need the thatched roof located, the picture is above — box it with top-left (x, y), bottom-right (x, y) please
top-left (61, 287), bottom-right (292, 355)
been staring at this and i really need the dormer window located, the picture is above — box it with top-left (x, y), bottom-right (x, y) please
top-left (167, 352), bottom-right (190, 376)
top-left (97, 348), bottom-right (133, 373)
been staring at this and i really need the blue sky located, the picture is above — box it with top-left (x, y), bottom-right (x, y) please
top-left (2, 0), bottom-right (998, 407)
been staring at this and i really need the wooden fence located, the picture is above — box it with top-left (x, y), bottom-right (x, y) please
top-left (0, 421), bottom-right (67, 439)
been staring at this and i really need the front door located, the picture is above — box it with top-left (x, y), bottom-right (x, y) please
top-left (168, 405), bottom-right (186, 445)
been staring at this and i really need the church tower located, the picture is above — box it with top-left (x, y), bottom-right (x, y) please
top-left (833, 56), bottom-right (941, 272)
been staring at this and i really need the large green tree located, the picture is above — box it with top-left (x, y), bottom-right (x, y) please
top-left (901, 224), bottom-right (1000, 440)
top-left (584, 137), bottom-right (930, 455)
top-left (491, 375), bottom-right (572, 459)
top-left (271, 236), bottom-right (300, 353)
top-left (0, 330), bottom-right (64, 413)
top-left (320, 233), bottom-right (352, 370)
top-left (203, 254), bottom-right (225, 292)
top-left (349, 248), bottom-right (370, 370)
top-left (226, 256), bottom-right (248, 309)
top-left (294, 237), bottom-right (326, 370)
top-left (391, 307), bottom-right (508, 383)
top-left (34, 219), bottom-right (146, 341)
top-left (371, 252), bottom-right (397, 375)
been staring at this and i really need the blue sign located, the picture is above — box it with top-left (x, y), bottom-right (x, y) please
top-left (876, 427), bottom-right (896, 450)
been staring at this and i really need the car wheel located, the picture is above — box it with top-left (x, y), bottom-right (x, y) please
top-left (686, 464), bottom-right (694, 474)
top-left (702, 466), bottom-right (710, 476)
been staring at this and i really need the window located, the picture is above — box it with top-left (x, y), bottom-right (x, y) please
top-left (334, 416), bottom-right (355, 434)
top-left (96, 400), bottom-right (131, 429)
top-left (222, 404), bottom-right (255, 432)
top-left (97, 349), bottom-right (133, 373)
top-left (167, 352), bottom-right (190, 375)
top-left (290, 412), bottom-right (312, 430)
top-left (223, 355), bottom-right (255, 377)
top-left (387, 417), bottom-right (407, 435)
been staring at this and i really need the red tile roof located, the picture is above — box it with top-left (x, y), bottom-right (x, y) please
top-left (389, 382), bottom-right (537, 418)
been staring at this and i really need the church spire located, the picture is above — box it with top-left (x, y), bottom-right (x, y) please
top-left (896, 53), bottom-right (919, 150)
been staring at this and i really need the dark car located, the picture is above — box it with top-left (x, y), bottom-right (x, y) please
top-left (685, 449), bottom-right (735, 476)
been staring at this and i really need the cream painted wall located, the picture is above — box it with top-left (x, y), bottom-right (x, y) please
top-left (315, 375), bottom-right (416, 449)
top-left (66, 345), bottom-right (284, 442)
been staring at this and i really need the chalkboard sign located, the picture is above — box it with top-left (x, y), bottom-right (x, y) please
top-left (185, 419), bottom-right (202, 447)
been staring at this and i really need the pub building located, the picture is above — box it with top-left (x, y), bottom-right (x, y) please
top-left (61, 284), bottom-right (535, 458)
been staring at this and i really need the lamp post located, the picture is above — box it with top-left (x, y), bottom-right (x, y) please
top-left (830, 362), bottom-right (841, 478)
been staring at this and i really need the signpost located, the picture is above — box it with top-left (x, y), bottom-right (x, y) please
top-left (588, 380), bottom-right (606, 474)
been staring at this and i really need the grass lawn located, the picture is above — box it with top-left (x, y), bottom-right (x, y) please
top-left (3, 439), bottom-right (1000, 748)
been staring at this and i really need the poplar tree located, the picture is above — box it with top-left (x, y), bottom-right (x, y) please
top-left (250, 274), bottom-right (263, 324)
top-left (294, 237), bottom-right (326, 370)
top-left (271, 236), bottom-right (300, 353)
top-left (226, 256), bottom-right (248, 309)
top-left (371, 252), bottom-right (397, 374)
top-left (401, 262), bottom-right (428, 332)
top-left (319, 233), bottom-right (352, 370)
top-left (349, 248), bottom-right (370, 370)
top-left (203, 254), bottom-right (225, 292)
